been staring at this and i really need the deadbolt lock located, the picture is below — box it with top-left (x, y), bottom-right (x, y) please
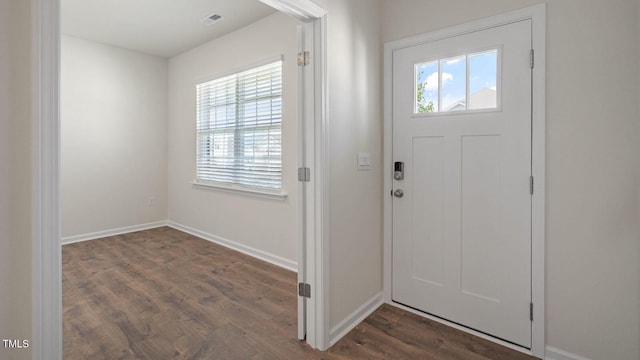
top-left (394, 161), bottom-right (404, 180)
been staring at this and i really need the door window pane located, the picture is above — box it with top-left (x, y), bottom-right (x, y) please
top-left (413, 49), bottom-right (499, 115)
top-left (415, 61), bottom-right (438, 113)
top-left (441, 55), bottom-right (467, 112)
top-left (469, 50), bottom-right (497, 110)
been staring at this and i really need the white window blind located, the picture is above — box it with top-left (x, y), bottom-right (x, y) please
top-left (196, 60), bottom-right (282, 190)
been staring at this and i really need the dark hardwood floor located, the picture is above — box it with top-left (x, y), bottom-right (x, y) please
top-left (63, 227), bottom-right (537, 359)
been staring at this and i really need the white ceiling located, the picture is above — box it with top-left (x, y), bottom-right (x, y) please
top-left (61, 0), bottom-right (278, 58)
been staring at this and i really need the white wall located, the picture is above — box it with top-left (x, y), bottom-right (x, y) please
top-left (381, 1), bottom-right (640, 359)
top-left (637, 1), bottom-right (640, 355)
top-left (324, 0), bottom-right (384, 329)
top-left (61, 36), bottom-right (169, 239)
top-left (0, 0), bottom-right (32, 359)
top-left (167, 12), bottom-right (301, 265)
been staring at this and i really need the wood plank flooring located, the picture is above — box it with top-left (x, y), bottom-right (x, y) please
top-left (63, 227), bottom-right (537, 359)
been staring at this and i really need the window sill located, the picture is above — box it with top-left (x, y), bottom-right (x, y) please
top-left (192, 181), bottom-right (288, 201)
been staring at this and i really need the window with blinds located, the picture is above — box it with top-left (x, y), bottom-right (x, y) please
top-left (196, 60), bottom-right (283, 190)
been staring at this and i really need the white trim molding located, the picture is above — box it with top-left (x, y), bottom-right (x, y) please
top-left (167, 221), bottom-right (298, 273)
top-left (545, 346), bottom-right (592, 360)
top-left (60, 220), bottom-right (299, 272)
top-left (32, 0), bottom-right (62, 359)
top-left (192, 182), bottom-right (288, 201)
top-left (383, 4), bottom-right (546, 358)
top-left (315, 14), bottom-right (330, 351)
top-left (329, 293), bottom-right (383, 347)
top-left (258, 0), bottom-right (326, 22)
top-left (529, 4), bottom-right (547, 355)
top-left (61, 221), bottom-right (169, 245)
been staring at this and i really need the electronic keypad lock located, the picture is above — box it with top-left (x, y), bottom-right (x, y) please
top-left (394, 161), bottom-right (404, 180)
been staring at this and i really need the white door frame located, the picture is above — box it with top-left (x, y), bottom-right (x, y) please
top-left (30, 1), bottom-right (330, 358)
top-left (271, 0), bottom-right (330, 350)
top-left (383, 4), bottom-right (546, 358)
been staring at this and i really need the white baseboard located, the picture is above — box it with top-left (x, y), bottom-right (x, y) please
top-left (329, 292), bottom-right (384, 346)
top-left (61, 221), bottom-right (168, 245)
top-left (545, 346), bottom-right (591, 360)
top-left (61, 220), bottom-right (298, 273)
top-left (167, 221), bottom-right (298, 273)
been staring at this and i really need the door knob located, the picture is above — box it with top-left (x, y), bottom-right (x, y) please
top-left (393, 189), bottom-right (404, 198)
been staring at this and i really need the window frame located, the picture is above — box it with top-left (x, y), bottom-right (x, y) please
top-left (412, 45), bottom-right (503, 117)
top-left (193, 56), bottom-right (287, 200)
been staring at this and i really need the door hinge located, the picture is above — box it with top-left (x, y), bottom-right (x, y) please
top-left (529, 176), bottom-right (534, 195)
top-left (298, 283), bottom-right (311, 298)
top-left (298, 167), bottom-right (311, 182)
top-left (530, 49), bottom-right (535, 69)
top-left (298, 51), bottom-right (310, 66)
top-left (530, 302), bottom-right (534, 321)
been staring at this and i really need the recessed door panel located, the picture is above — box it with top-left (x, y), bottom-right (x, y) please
top-left (411, 136), bottom-right (445, 287)
top-left (460, 134), bottom-right (501, 303)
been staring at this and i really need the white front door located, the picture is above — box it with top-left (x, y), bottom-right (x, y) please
top-left (392, 19), bottom-right (533, 348)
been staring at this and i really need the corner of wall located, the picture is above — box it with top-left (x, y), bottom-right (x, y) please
top-left (327, 0), bottom-right (384, 329)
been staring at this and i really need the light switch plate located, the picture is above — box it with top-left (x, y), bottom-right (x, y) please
top-left (358, 152), bottom-right (371, 171)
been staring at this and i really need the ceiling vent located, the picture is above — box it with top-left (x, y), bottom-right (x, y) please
top-left (201, 13), bottom-right (224, 26)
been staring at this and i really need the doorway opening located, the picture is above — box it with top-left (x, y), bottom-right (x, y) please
top-left (31, 0), bottom-right (328, 358)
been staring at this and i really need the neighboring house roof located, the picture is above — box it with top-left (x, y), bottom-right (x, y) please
top-left (443, 87), bottom-right (496, 111)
